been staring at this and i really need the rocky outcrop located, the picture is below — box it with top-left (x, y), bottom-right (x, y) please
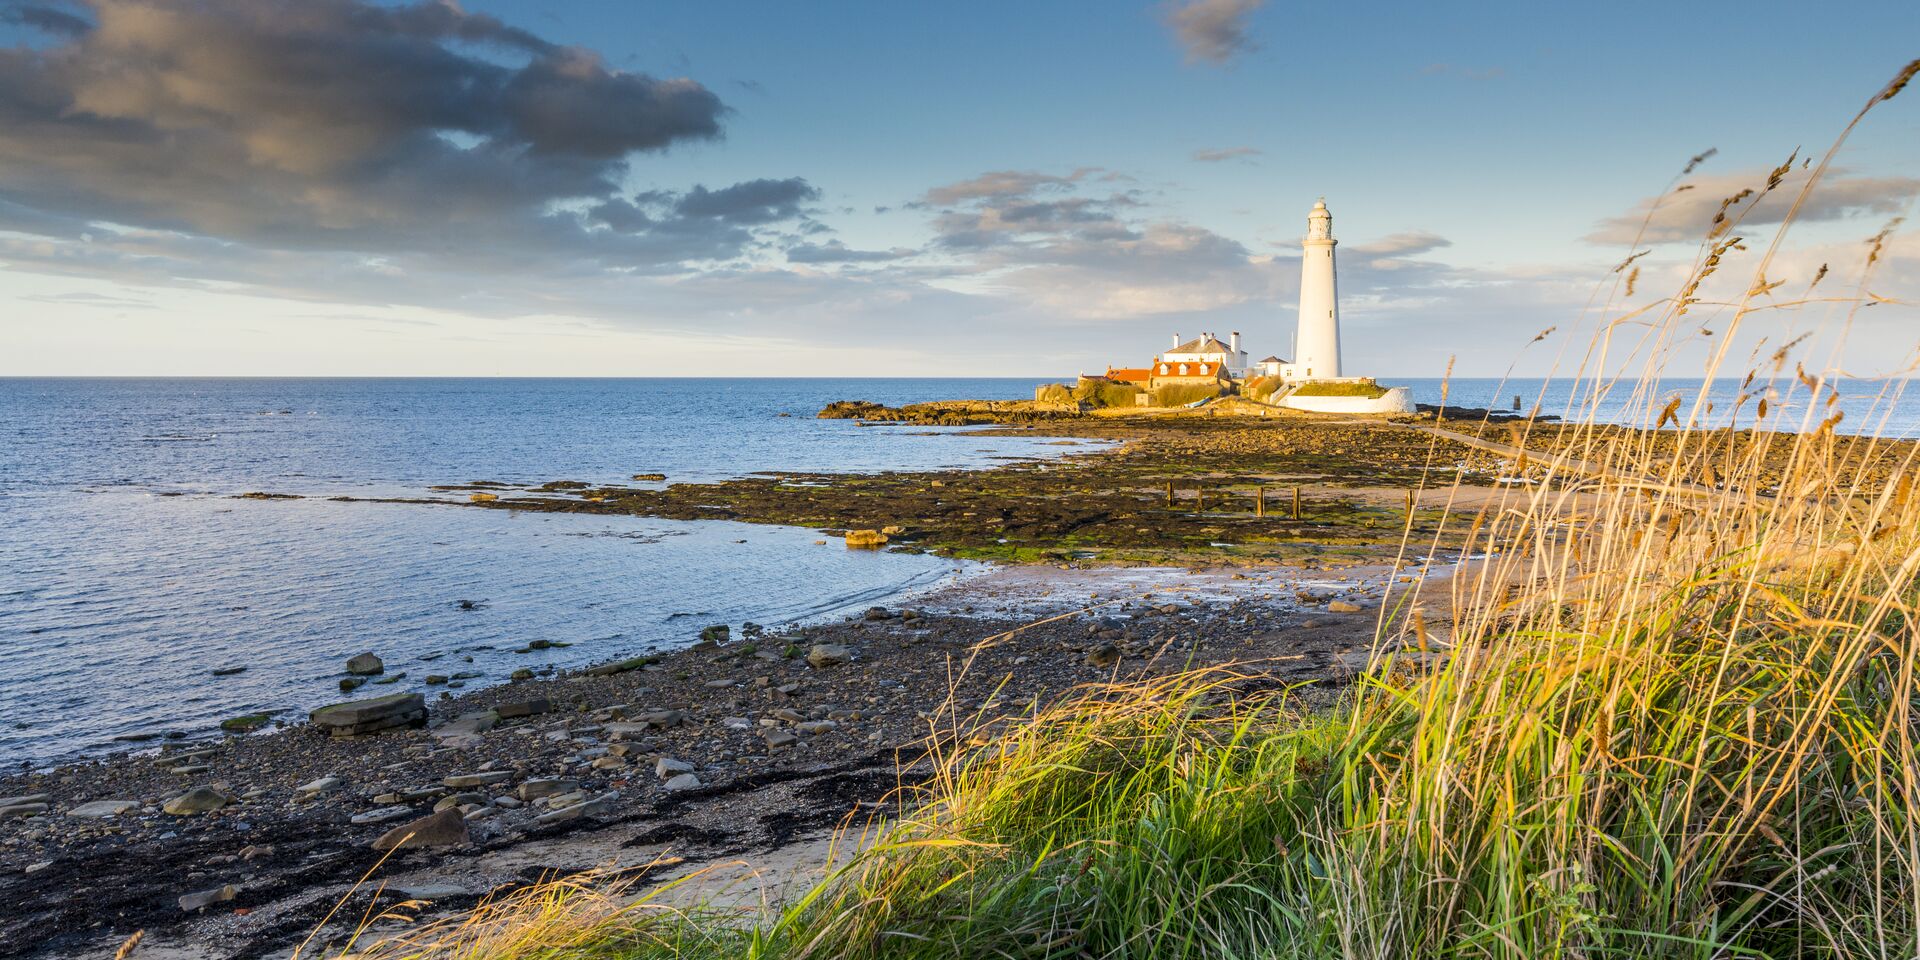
top-left (370, 808), bottom-right (469, 851)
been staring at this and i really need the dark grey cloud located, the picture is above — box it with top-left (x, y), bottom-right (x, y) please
top-left (1162, 0), bottom-right (1267, 66)
top-left (0, 0), bottom-right (733, 263)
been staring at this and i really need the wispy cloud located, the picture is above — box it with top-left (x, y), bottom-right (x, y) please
top-left (1585, 168), bottom-right (1920, 246)
top-left (1192, 146), bottom-right (1262, 163)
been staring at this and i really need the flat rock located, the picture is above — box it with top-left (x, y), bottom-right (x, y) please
top-left (1327, 600), bottom-right (1364, 614)
top-left (655, 758), bottom-right (694, 778)
top-left (443, 771), bottom-right (512, 789)
top-left (662, 773), bottom-right (702, 792)
top-left (370, 808), bottom-right (469, 851)
top-left (496, 698), bottom-right (551, 719)
top-left (1, 802), bottom-right (49, 819)
top-left (68, 800), bottom-right (140, 818)
top-left (179, 884), bottom-right (239, 912)
top-left (162, 786), bottom-right (230, 816)
top-left (533, 791), bottom-right (618, 825)
top-left (350, 805), bottom-right (416, 825)
top-left (309, 692), bottom-right (427, 738)
top-left (516, 778), bottom-right (578, 802)
top-left (434, 710), bottom-right (499, 739)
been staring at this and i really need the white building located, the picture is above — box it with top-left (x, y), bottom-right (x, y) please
top-left (1278, 198), bottom-right (1342, 382)
top-left (1161, 331), bottom-right (1249, 378)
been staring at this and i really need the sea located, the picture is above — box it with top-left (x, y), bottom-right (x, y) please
top-left (1, 376), bottom-right (1913, 766)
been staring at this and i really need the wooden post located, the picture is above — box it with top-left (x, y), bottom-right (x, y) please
top-left (1256, 486), bottom-right (1266, 517)
top-left (1292, 487), bottom-right (1302, 520)
top-left (1406, 489), bottom-right (1414, 517)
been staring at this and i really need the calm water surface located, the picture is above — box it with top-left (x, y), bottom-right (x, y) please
top-left (0, 378), bottom-right (1071, 764)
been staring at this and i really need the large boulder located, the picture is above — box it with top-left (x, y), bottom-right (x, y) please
top-left (807, 644), bottom-right (853, 668)
top-left (370, 808), bottom-right (469, 851)
top-left (309, 693), bottom-right (426, 738)
top-left (344, 652), bottom-right (385, 675)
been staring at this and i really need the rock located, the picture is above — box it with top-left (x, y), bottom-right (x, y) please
top-left (844, 529), bottom-right (889, 549)
top-left (760, 729), bottom-right (799, 749)
top-left (443, 771), bottom-right (512, 789)
top-left (68, 800), bottom-right (140, 819)
top-left (424, 675), bottom-right (449, 685)
top-left (211, 666), bottom-right (247, 676)
top-left (655, 758), bottom-right (694, 778)
top-left (514, 775), bottom-right (572, 798)
top-left (704, 678), bottom-right (737, 689)
top-left (806, 644), bottom-right (853, 668)
top-left (796, 720), bottom-right (838, 736)
top-left (585, 656), bottom-right (655, 677)
top-left (1327, 600), bottom-right (1364, 614)
top-left (1, 802), bottom-right (50, 819)
top-left (496, 698), bottom-right (550, 719)
top-left (631, 473), bottom-right (666, 482)
top-left (663, 774), bottom-right (702, 793)
top-left (220, 714), bottom-right (271, 733)
top-left (339, 677), bottom-right (368, 693)
top-left (881, 525), bottom-right (906, 536)
top-left (163, 787), bottom-right (230, 816)
top-left (771, 707), bottom-right (804, 723)
top-left (435, 793), bottom-right (484, 812)
top-left (533, 791), bottom-right (618, 825)
top-left (309, 693), bottom-right (427, 738)
top-left (179, 884), bottom-right (239, 912)
top-left (509, 668), bottom-right (535, 681)
top-left (434, 710), bottom-right (499, 739)
top-left (590, 757), bottom-right (629, 771)
top-left (345, 652), bottom-right (385, 675)
top-left (370, 808), bottom-right (469, 851)
top-left (1086, 642), bottom-right (1122, 668)
top-left (469, 492), bottom-right (499, 503)
top-left (863, 606), bottom-right (891, 621)
top-left (699, 624), bottom-right (730, 644)
top-left (294, 777), bottom-right (342, 799)
top-left (1, 793), bottom-right (50, 808)
top-left (350, 806), bottom-right (414, 825)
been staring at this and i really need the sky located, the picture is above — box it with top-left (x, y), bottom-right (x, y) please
top-left (1, 0), bottom-right (1916, 378)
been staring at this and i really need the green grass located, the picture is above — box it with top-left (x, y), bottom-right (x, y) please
top-left (1151, 383), bottom-right (1226, 407)
top-left (1290, 379), bottom-right (1387, 398)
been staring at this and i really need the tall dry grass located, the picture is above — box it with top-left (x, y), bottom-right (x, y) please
top-left (329, 59), bottom-right (1920, 959)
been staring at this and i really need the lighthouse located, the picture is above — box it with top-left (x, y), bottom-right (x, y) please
top-left (1293, 198), bottom-right (1342, 380)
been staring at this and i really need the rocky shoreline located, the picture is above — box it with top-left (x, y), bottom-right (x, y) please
top-left (0, 562), bottom-right (1406, 959)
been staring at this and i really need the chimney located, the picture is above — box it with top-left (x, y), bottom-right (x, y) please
top-left (1230, 331), bottom-right (1241, 353)
top-left (1172, 332), bottom-right (1180, 348)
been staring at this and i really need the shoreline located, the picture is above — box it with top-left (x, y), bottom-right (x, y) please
top-left (0, 559), bottom-right (1405, 959)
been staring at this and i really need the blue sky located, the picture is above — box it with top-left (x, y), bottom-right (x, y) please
top-left (2, 0), bottom-right (1916, 377)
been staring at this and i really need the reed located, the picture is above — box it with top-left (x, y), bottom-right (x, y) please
top-left (331, 58), bottom-right (1920, 960)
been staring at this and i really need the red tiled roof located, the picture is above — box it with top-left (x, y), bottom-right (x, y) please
top-left (1104, 367), bottom-right (1154, 383)
top-left (1154, 360), bottom-right (1223, 378)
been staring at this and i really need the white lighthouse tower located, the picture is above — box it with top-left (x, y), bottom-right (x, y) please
top-left (1293, 198), bottom-right (1342, 380)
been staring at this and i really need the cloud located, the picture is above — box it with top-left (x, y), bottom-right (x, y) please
top-left (0, 0), bottom-right (729, 259)
top-left (1348, 230), bottom-right (1453, 268)
top-left (912, 167), bottom-right (1277, 318)
top-left (1586, 168), bottom-right (1920, 246)
top-left (785, 240), bottom-right (917, 264)
top-left (1191, 146), bottom-right (1262, 163)
top-left (1162, 0), bottom-right (1267, 66)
